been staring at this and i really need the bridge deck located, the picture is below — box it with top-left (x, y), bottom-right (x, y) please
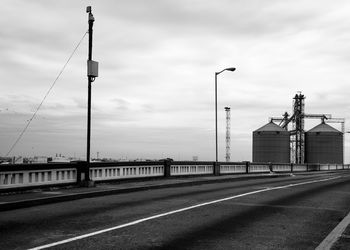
top-left (1, 171), bottom-right (350, 249)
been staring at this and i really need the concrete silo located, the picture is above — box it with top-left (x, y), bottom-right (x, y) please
top-left (253, 122), bottom-right (290, 163)
top-left (305, 122), bottom-right (343, 164)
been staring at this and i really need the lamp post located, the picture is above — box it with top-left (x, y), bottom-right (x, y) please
top-left (215, 67), bottom-right (236, 163)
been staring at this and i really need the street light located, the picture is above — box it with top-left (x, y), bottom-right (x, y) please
top-left (215, 67), bottom-right (236, 163)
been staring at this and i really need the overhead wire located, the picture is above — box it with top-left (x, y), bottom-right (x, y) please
top-left (5, 31), bottom-right (88, 157)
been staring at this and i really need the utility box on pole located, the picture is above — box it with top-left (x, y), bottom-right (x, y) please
top-left (87, 60), bottom-right (99, 77)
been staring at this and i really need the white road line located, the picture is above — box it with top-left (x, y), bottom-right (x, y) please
top-left (29, 176), bottom-right (341, 250)
top-left (316, 209), bottom-right (350, 250)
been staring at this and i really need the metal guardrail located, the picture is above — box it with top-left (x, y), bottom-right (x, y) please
top-left (1, 161), bottom-right (349, 191)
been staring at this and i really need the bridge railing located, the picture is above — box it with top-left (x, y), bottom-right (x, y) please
top-left (0, 164), bottom-right (77, 189)
top-left (293, 164), bottom-right (308, 172)
top-left (249, 163), bottom-right (270, 173)
top-left (170, 162), bottom-right (213, 176)
top-left (220, 163), bottom-right (247, 174)
top-left (1, 161), bottom-right (349, 191)
top-left (272, 163), bottom-right (291, 172)
top-left (89, 163), bottom-right (164, 181)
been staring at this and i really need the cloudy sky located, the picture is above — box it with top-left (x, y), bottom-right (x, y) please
top-left (1, 0), bottom-right (350, 162)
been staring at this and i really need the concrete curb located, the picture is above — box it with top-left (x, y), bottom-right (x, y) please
top-left (0, 173), bottom-right (291, 211)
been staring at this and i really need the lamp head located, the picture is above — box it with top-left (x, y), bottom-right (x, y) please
top-left (225, 67), bottom-right (236, 72)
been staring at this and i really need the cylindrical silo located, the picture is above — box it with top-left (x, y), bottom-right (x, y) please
top-left (253, 122), bottom-right (290, 163)
top-left (305, 122), bottom-right (343, 164)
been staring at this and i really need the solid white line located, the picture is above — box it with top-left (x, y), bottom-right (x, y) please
top-left (315, 210), bottom-right (350, 250)
top-left (29, 176), bottom-right (341, 250)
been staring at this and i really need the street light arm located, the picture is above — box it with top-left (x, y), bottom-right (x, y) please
top-left (216, 69), bottom-right (226, 75)
top-left (215, 67), bottom-right (236, 76)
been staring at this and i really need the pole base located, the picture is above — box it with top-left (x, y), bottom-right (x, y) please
top-left (79, 180), bottom-right (95, 188)
top-left (214, 162), bottom-right (221, 176)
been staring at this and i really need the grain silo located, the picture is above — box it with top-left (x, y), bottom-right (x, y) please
top-left (253, 122), bottom-right (290, 163)
top-left (305, 122), bottom-right (343, 164)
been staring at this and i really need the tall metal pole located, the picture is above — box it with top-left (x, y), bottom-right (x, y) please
top-left (86, 7), bottom-right (95, 181)
top-left (215, 73), bottom-right (218, 163)
top-left (214, 67), bottom-right (236, 164)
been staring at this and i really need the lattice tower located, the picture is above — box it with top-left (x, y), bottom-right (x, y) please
top-left (291, 93), bottom-right (305, 164)
top-left (225, 107), bottom-right (231, 162)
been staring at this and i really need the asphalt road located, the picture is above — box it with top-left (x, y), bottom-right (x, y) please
top-left (1, 172), bottom-right (350, 250)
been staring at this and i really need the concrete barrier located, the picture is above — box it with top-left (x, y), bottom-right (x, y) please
top-left (220, 163), bottom-right (246, 174)
top-left (1, 161), bottom-right (349, 191)
top-left (0, 165), bottom-right (76, 189)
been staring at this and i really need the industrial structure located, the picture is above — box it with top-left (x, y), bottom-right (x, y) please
top-left (305, 123), bottom-right (343, 164)
top-left (252, 122), bottom-right (290, 163)
top-left (253, 93), bottom-right (344, 164)
top-left (225, 107), bottom-right (231, 162)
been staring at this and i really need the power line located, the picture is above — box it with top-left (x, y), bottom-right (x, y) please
top-left (5, 31), bottom-right (88, 157)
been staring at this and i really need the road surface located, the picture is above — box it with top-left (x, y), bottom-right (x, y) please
top-left (1, 171), bottom-right (350, 249)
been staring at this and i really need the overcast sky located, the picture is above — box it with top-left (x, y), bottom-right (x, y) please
top-left (1, 0), bottom-right (350, 162)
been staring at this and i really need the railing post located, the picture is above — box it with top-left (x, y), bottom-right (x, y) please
top-left (164, 160), bottom-right (171, 177)
top-left (76, 162), bottom-right (83, 183)
top-left (245, 161), bottom-right (250, 174)
top-left (269, 162), bottom-right (273, 173)
top-left (213, 162), bottom-right (220, 176)
top-left (79, 161), bottom-right (95, 187)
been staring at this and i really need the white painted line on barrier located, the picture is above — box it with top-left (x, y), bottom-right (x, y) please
top-left (316, 210), bottom-right (350, 250)
top-left (29, 176), bottom-right (341, 250)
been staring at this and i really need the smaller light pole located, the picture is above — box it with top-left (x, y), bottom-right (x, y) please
top-left (215, 67), bottom-right (236, 163)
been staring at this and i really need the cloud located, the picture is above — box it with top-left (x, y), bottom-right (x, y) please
top-left (1, 0), bottom-right (350, 161)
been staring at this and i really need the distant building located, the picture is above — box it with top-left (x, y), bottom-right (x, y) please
top-left (33, 156), bottom-right (48, 163)
top-left (50, 156), bottom-right (70, 163)
top-left (0, 156), bottom-right (23, 164)
top-left (0, 157), bottom-right (12, 164)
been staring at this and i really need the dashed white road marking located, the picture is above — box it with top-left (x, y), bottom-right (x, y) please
top-left (29, 176), bottom-right (341, 250)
